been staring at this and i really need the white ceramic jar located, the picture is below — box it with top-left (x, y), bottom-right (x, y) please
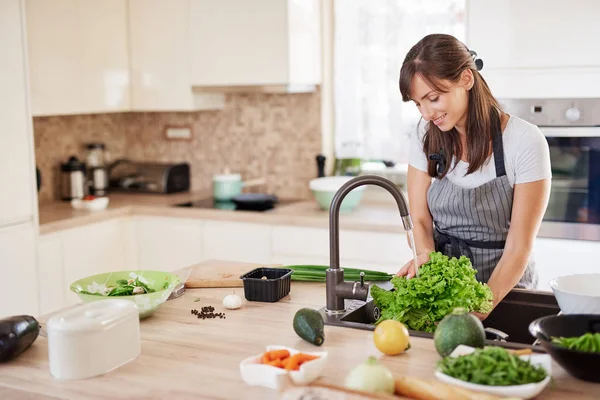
top-left (47, 299), bottom-right (141, 380)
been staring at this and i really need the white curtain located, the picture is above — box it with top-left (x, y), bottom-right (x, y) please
top-left (333, 0), bottom-right (466, 163)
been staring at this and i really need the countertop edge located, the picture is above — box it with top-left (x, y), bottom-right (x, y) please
top-left (39, 202), bottom-right (407, 235)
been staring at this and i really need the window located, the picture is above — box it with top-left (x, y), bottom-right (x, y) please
top-left (333, 0), bottom-right (466, 163)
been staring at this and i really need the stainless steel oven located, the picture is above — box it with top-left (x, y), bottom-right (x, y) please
top-left (499, 98), bottom-right (600, 241)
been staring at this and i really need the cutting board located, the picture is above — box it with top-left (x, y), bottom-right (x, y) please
top-left (184, 260), bottom-right (282, 288)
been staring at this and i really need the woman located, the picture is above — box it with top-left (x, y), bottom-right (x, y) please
top-left (396, 34), bottom-right (552, 319)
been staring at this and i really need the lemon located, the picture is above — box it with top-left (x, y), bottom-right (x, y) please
top-left (373, 320), bottom-right (410, 356)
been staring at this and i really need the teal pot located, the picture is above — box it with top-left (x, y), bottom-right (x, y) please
top-left (213, 173), bottom-right (243, 201)
top-left (309, 176), bottom-right (365, 212)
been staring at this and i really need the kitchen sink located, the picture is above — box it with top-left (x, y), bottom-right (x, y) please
top-left (319, 288), bottom-right (560, 351)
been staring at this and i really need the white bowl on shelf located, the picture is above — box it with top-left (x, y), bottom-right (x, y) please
top-left (434, 345), bottom-right (552, 400)
top-left (71, 196), bottom-right (109, 212)
top-left (239, 345), bottom-right (328, 390)
top-left (550, 273), bottom-right (600, 314)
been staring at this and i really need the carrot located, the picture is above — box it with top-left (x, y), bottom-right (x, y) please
top-left (298, 353), bottom-right (319, 363)
top-left (284, 353), bottom-right (319, 371)
top-left (267, 359), bottom-right (284, 368)
top-left (261, 353), bottom-right (271, 364)
top-left (263, 349), bottom-right (290, 361)
top-left (284, 354), bottom-right (301, 371)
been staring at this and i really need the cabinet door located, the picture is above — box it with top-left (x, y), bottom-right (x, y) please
top-left (37, 233), bottom-right (66, 315)
top-left (128, 0), bottom-right (195, 111)
top-left (0, 0), bottom-right (35, 225)
top-left (78, 0), bottom-right (129, 112)
top-left (61, 219), bottom-right (133, 304)
top-left (467, 0), bottom-right (600, 70)
top-left (135, 216), bottom-right (203, 271)
top-left (287, 0), bottom-right (321, 85)
top-left (25, 0), bottom-right (129, 116)
top-left (190, 0), bottom-right (289, 86)
top-left (0, 224), bottom-right (38, 318)
top-left (202, 221), bottom-right (272, 264)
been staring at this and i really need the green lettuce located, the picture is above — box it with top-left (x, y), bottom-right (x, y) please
top-left (370, 252), bottom-right (493, 333)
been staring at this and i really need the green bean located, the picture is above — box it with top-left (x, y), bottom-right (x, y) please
top-left (437, 347), bottom-right (547, 386)
top-left (551, 333), bottom-right (600, 353)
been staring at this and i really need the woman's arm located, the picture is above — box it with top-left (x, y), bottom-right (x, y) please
top-left (479, 178), bottom-right (551, 317)
top-left (396, 165), bottom-right (435, 277)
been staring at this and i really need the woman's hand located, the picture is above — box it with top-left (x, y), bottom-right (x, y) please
top-left (471, 296), bottom-right (499, 321)
top-left (396, 253), bottom-right (430, 279)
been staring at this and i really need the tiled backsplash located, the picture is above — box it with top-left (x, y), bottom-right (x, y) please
top-left (34, 91), bottom-right (322, 203)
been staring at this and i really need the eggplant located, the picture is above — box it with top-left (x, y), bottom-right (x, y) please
top-left (0, 315), bottom-right (40, 362)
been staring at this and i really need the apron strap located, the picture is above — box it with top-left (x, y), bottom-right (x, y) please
top-left (492, 111), bottom-right (507, 177)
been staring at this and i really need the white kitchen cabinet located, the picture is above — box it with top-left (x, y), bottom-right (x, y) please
top-left (533, 237), bottom-right (600, 292)
top-left (134, 216), bottom-right (203, 272)
top-left (25, 0), bottom-right (130, 116)
top-left (190, 0), bottom-right (321, 90)
top-left (127, 0), bottom-right (225, 111)
top-left (270, 225), bottom-right (411, 274)
top-left (0, 225), bottom-right (38, 318)
top-left (36, 217), bottom-right (136, 313)
top-left (466, 0), bottom-right (600, 99)
top-left (61, 218), bottom-right (135, 305)
top-left (0, 0), bottom-right (36, 226)
top-left (467, 0), bottom-right (600, 70)
top-left (202, 220), bottom-right (272, 264)
top-left (0, 0), bottom-right (39, 319)
top-left (37, 233), bottom-right (65, 316)
top-left (480, 68), bottom-right (600, 99)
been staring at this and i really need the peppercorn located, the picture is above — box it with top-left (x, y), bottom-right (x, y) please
top-left (190, 307), bottom-right (226, 320)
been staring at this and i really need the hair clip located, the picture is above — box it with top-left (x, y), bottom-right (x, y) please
top-left (469, 49), bottom-right (484, 71)
top-left (428, 149), bottom-right (447, 177)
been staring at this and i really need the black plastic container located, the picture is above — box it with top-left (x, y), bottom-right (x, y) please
top-left (240, 268), bottom-right (293, 302)
top-left (529, 314), bottom-right (600, 383)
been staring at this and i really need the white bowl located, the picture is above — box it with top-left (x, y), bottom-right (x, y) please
top-left (71, 197), bottom-right (109, 212)
top-left (309, 176), bottom-right (365, 212)
top-left (550, 273), bottom-right (600, 314)
top-left (239, 345), bottom-right (328, 390)
top-left (434, 345), bottom-right (552, 400)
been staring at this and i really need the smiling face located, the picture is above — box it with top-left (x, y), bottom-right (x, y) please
top-left (409, 71), bottom-right (473, 133)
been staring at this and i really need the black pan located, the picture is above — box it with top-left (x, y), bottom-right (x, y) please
top-left (529, 314), bottom-right (600, 383)
top-left (231, 193), bottom-right (278, 211)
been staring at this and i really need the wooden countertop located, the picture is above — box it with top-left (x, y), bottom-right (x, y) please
top-left (38, 189), bottom-right (408, 235)
top-left (1, 260), bottom-right (598, 400)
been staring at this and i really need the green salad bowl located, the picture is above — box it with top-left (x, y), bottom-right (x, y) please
top-left (69, 270), bottom-right (181, 319)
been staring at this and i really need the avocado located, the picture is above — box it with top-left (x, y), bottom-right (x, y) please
top-left (293, 308), bottom-right (325, 346)
top-left (434, 307), bottom-right (485, 357)
top-left (0, 315), bottom-right (40, 363)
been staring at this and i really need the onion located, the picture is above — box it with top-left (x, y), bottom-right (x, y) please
top-left (344, 356), bottom-right (395, 394)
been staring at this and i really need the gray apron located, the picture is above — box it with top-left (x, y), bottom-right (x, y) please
top-left (426, 120), bottom-right (538, 289)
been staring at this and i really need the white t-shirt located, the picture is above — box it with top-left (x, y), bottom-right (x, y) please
top-left (408, 115), bottom-right (552, 188)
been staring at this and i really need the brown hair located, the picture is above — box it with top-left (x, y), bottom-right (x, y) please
top-left (399, 33), bottom-right (502, 178)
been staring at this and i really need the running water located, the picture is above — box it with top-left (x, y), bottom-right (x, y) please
top-left (406, 229), bottom-right (419, 277)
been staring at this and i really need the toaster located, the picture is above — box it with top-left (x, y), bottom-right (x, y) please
top-left (108, 159), bottom-right (190, 194)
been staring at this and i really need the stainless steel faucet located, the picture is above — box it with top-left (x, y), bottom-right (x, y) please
top-left (325, 175), bottom-right (414, 314)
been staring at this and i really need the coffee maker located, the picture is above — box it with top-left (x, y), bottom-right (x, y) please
top-left (60, 156), bottom-right (86, 200)
top-left (85, 143), bottom-right (109, 196)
